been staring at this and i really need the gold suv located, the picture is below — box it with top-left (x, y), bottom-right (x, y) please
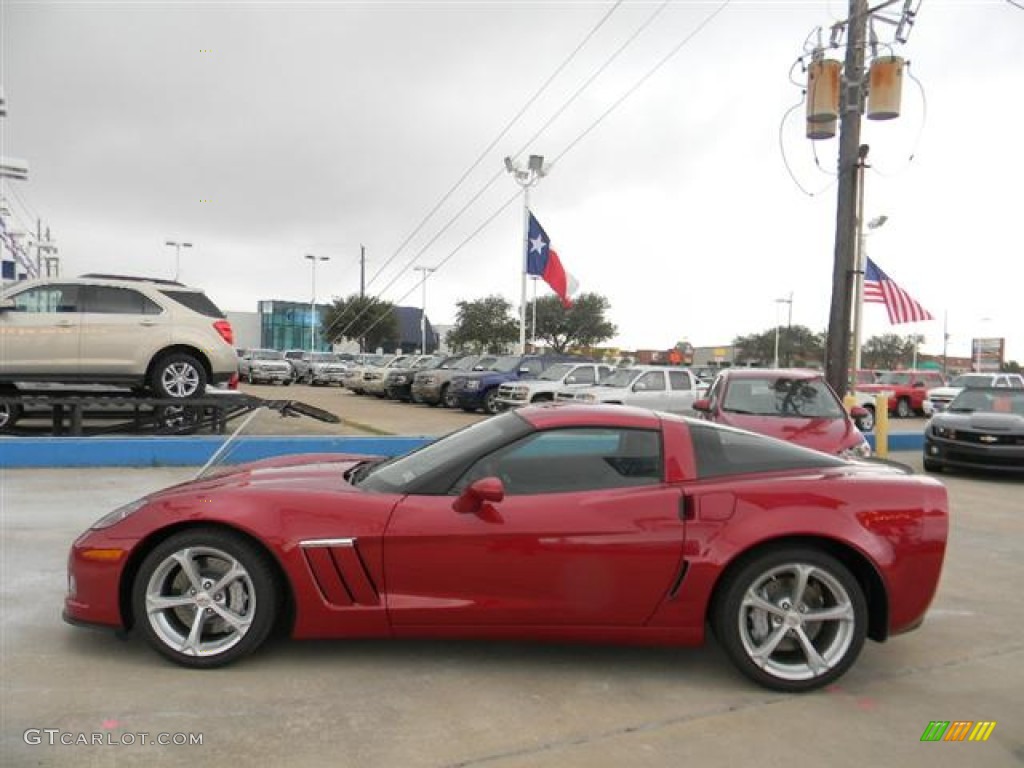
top-left (0, 274), bottom-right (238, 398)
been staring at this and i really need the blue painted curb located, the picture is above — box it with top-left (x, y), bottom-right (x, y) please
top-left (0, 435), bottom-right (434, 468)
top-left (0, 432), bottom-right (923, 468)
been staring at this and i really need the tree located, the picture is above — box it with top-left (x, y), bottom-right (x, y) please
top-left (733, 325), bottom-right (825, 367)
top-left (321, 294), bottom-right (399, 352)
top-left (530, 292), bottom-right (617, 354)
top-left (861, 333), bottom-right (922, 370)
top-left (446, 295), bottom-right (518, 354)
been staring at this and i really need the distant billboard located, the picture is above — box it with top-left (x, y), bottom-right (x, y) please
top-left (971, 337), bottom-right (1004, 372)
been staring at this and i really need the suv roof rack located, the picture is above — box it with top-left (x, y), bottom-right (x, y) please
top-left (79, 273), bottom-right (186, 286)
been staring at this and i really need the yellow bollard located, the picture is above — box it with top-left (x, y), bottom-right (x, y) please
top-left (874, 392), bottom-right (889, 457)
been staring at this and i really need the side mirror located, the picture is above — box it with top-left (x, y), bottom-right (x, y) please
top-left (692, 398), bottom-right (711, 413)
top-left (452, 477), bottom-right (505, 516)
top-left (632, 382), bottom-right (647, 392)
top-left (565, 376), bottom-right (576, 384)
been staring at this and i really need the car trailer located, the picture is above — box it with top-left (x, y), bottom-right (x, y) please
top-left (0, 391), bottom-right (339, 436)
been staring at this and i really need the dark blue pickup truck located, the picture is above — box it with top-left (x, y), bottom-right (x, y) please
top-left (448, 354), bottom-right (587, 414)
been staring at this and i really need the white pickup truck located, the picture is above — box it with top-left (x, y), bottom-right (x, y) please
top-left (926, 372), bottom-right (1024, 413)
top-left (495, 362), bottom-right (613, 409)
top-left (555, 365), bottom-right (706, 414)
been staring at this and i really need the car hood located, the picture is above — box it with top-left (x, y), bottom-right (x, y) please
top-left (927, 386), bottom-right (961, 398)
top-left (717, 413), bottom-right (861, 454)
top-left (931, 412), bottom-right (1024, 432)
top-left (155, 453), bottom-right (379, 497)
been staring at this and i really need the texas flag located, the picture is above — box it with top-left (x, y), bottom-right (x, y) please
top-left (526, 212), bottom-right (579, 308)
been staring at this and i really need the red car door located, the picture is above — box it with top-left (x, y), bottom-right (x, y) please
top-left (383, 426), bottom-right (687, 628)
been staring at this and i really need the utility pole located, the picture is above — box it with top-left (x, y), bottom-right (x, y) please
top-left (824, 0), bottom-right (869, 399)
top-left (359, 244), bottom-right (366, 298)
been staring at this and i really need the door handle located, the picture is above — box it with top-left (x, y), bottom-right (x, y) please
top-left (139, 320), bottom-right (158, 326)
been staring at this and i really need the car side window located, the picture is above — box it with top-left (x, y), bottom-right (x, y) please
top-left (636, 371), bottom-right (665, 391)
top-left (10, 284), bottom-right (80, 313)
top-left (570, 366), bottom-right (596, 385)
top-left (83, 286), bottom-right (162, 315)
top-left (451, 427), bottom-right (663, 495)
top-left (668, 370), bottom-right (693, 390)
top-left (690, 423), bottom-right (841, 478)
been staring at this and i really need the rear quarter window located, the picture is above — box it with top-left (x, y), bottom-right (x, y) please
top-left (159, 290), bottom-right (225, 318)
top-left (690, 423), bottom-right (844, 479)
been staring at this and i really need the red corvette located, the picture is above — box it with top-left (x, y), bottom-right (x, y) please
top-left (65, 404), bottom-right (948, 692)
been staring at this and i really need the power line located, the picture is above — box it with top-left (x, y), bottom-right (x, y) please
top-left (362, 0), bottom-right (625, 294)
top-left (348, 2), bottom-right (733, 346)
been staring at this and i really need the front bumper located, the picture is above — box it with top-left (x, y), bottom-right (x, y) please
top-left (411, 382), bottom-right (442, 404)
top-left (924, 436), bottom-right (1024, 473)
top-left (248, 369), bottom-right (292, 383)
top-left (64, 533), bottom-right (131, 630)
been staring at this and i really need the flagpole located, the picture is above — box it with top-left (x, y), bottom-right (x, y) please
top-left (520, 183), bottom-right (530, 354)
top-left (504, 155), bottom-right (546, 355)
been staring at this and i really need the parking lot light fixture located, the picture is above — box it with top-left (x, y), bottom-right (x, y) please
top-left (165, 241), bottom-right (192, 282)
top-left (305, 254), bottom-right (330, 351)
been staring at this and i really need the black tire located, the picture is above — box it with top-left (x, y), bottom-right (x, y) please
top-left (441, 385), bottom-right (457, 409)
top-left (0, 401), bottom-right (22, 432)
top-left (150, 352), bottom-right (207, 399)
top-left (283, 379), bottom-right (292, 387)
top-left (483, 388), bottom-right (502, 415)
top-left (712, 547), bottom-right (867, 692)
top-left (246, 371), bottom-right (255, 385)
top-left (857, 405), bottom-right (875, 432)
top-left (132, 528), bottom-right (280, 668)
top-left (156, 404), bottom-right (202, 435)
top-left (896, 397), bottom-right (912, 419)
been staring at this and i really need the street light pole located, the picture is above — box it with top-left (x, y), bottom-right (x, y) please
top-left (504, 154), bottom-right (547, 354)
top-left (165, 240), bottom-right (192, 282)
top-left (852, 212), bottom-right (887, 379)
top-left (413, 266), bottom-right (436, 353)
top-left (773, 293), bottom-right (793, 368)
top-left (304, 253), bottom-right (330, 352)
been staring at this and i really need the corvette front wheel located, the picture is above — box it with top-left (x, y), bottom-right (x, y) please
top-left (132, 529), bottom-right (280, 668)
top-left (713, 548), bottom-right (867, 692)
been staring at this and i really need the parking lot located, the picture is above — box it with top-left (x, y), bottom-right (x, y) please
top-left (1, 393), bottom-right (1022, 767)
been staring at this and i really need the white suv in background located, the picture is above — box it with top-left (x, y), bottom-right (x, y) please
top-left (926, 372), bottom-right (1024, 413)
top-left (0, 274), bottom-right (238, 398)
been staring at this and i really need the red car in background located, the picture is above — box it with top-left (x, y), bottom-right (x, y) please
top-left (693, 369), bottom-right (872, 458)
top-left (65, 404), bottom-right (947, 692)
top-left (858, 369), bottom-right (947, 418)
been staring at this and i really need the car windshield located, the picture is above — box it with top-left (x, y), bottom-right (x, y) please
top-left (488, 356), bottom-right (523, 373)
top-left (352, 410), bottom-right (532, 493)
top-left (949, 389), bottom-right (1024, 414)
top-left (875, 372), bottom-right (915, 386)
top-left (597, 369), bottom-right (642, 388)
top-left (723, 377), bottom-right (844, 418)
top-left (539, 363), bottom-right (574, 381)
top-left (252, 350), bottom-right (284, 360)
top-left (949, 374), bottom-right (995, 388)
top-left (412, 356), bottom-right (443, 369)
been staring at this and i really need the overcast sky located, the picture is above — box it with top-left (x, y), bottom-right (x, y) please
top-left (2, 0), bottom-right (1022, 361)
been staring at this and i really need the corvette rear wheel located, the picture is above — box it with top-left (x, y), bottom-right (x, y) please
top-left (713, 548), bottom-right (867, 692)
top-left (132, 529), bottom-right (279, 668)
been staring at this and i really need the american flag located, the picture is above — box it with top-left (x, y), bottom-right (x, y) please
top-left (864, 257), bottom-right (934, 324)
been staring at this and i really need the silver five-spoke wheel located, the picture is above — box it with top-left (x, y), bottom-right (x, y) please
top-left (714, 548), bottom-right (867, 692)
top-left (133, 529), bottom-right (278, 667)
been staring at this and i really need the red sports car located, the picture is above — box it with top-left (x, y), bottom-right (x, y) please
top-left (65, 404), bottom-right (948, 692)
top-left (693, 368), bottom-right (872, 458)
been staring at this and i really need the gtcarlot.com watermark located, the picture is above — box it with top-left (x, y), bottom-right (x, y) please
top-left (24, 729), bottom-right (203, 747)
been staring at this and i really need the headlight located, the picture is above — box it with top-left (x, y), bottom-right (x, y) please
top-left (91, 498), bottom-right (148, 530)
top-left (932, 425), bottom-right (956, 439)
top-left (393, 375), bottom-right (408, 385)
top-left (840, 440), bottom-right (872, 459)
top-left (466, 381), bottom-right (480, 390)
top-left (577, 393), bottom-right (596, 402)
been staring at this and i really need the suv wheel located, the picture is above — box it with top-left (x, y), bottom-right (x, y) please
top-left (483, 389), bottom-right (501, 415)
top-left (151, 353), bottom-right (208, 399)
top-left (0, 402), bottom-right (22, 432)
top-left (895, 397), bottom-right (912, 419)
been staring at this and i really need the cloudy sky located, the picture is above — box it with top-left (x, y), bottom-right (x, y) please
top-left (2, 0), bottom-right (1022, 361)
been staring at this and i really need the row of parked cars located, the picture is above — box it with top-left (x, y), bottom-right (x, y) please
top-left (335, 352), bottom-right (880, 459)
top-left (235, 349), bottom-right (354, 386)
